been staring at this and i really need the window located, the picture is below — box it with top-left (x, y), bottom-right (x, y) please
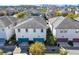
top-left (64, 31), bottom-right (67, 33)
top-left (2, 29), bottom-right (4, 31)
top-left (60, 31), bottom-right (63, 33)
top-left (33, 29), bottom-right (36, 32)
top-left (18, 29), bottom-right (20, 32)
top-left (26, 29), bottom-right (28, 32)
top-left (22, 35), bottom-right (24, 38)
top-left (60, 30), bottom-right (67, 33)
top-left (75, 29), bottom-right (79, 33)
top-left (41, 29), bottom-right (43, 32)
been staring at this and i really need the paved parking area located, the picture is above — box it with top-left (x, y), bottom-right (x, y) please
top-left (0, 46), bottom-right (28, 54)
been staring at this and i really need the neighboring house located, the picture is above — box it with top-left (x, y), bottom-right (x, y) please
top-left (46, 6), bottom-right (57, 19)
top-left (30, 8), bottom-right (41, 16)
top-left (49, 16), bottom-right (79, 47)
top-left (5, 8), bottom-right (18, 16)
top-left (46, 10), bottom-right (56, 19)
top-left (14, 16), bottom-right (48, 44)
top-left (0, 16), bottom-right (18, 46)
top-left (61, 9), bottom-right (68, 16)
top-left (48, 16), bottom-right (65, 35)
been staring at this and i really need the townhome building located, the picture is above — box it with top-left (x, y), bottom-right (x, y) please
top-left (14, 16), bottom-right (48, 45)
top-left (49, 16), bottom-right (79, 47)
top-left (0, 16), bottom-right (17, 46)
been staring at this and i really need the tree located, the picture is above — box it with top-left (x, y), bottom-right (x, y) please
top-left (62, 12), bottom-right (68, 17)
top-left (15, 12), bottom-right (31, 18)
top-left (29, 42), bottom-right (46, 55)
top-left (0, 11), bottom-right (7, 16)
top-left (40, 8), bottom-right (47, 14)
top-left (0, 49), bottom-right (4, 55)
top-left (67, 14), bottom-right (79, 19)
top-left (46, 28), bottom-right (57, 46)
top-left (59, 47), bottom-right (68, 55)
top-left (55, 10), bottom-right (62, 16)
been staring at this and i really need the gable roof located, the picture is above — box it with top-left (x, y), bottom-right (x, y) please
top-left (49, 16), bottom-right (65, 28)
top-left (49, 16), bottom-right (65, 25)
top-left (7, 16), bottom-right (18, 23)
top-left (56, 17), bottom-right (79, 29)
top-left (14, 16), bottom-right (48, 29)
top-left (0, 20), bottom-right (5, 28)
top-left (0, 16), bottom-right (12, 27)
top-left (0, 16), bottom-right (18, 27)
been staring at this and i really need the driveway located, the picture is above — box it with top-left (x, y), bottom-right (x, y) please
top-left (67, 49), bottom-right (79, 55)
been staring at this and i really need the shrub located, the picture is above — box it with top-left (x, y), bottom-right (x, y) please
top-left (29, 42), bottom-right (46, 55)
top-left (46, 28), bottom-right (57, 46)
top-left (59, 47), bottom-right (68, 55)
top-left (0, 49), bottom-right (4, 55)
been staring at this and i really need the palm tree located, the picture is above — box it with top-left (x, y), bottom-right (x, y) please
top-left (29, 42), bottom-right (46, 55)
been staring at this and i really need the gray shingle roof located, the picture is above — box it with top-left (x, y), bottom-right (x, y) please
top-left (15, 16), bottom-right (48, 29)
top-left (0, 16), bottom-right (12, 27)
top-left (56, 17), bottom-right (79, 29)
top-left (0, 16), bottom-right (18, 27)
top-left (32, 16), bottom-right (47, 27)
top-left (49, 16), bottom-right (65, 25)
top-left (7, 16), bottom-right (18, 23)
top-left (0, 20), bottom-right (5, 28)
top-left (49, 16), bottom-right (65, 28)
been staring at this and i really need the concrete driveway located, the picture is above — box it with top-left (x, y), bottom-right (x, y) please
top-left (67, 50), bottom-right (79, 55)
